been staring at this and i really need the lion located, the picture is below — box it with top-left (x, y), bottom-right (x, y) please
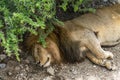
top-left (24, 26), bottom-right (84, 67)
top-left (24, 4), bottom-right (120, 70)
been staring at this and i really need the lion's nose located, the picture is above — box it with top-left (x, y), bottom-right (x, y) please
top-left (36, 61), bottom-right (40, 65)
top-left (36, 61), bottom-right (40, 64)
top-left (36, 61), bottom-right (44, 67)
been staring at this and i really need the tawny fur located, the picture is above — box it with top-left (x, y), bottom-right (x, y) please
top-left (62, 4), bottom-right (120, 70)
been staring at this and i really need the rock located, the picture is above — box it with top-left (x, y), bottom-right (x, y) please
top-left (86, 75), bottom-right (100, 80)
top-left (70, 68), bottom-right (77, 75)
top-left (47, 67), bottom-right (55, 75)
top-left (93, 65), bottom-right (96, 68)
top-left (15, 73), bottom-right (27, 80)
top-left (73, 70), bottom-right (77, 75)
top-left (0, 54), bottom-right (6, 61)
top-left (0, 63), bottom-right (6, 69)
top-left (7, 71), bottom-right (13, 76)
top-left (28, 78), bottom-right (36, 80)
top-left (19, 64), bottom-right (24, 69)
top-left (15, 66), bottom-right (21, 71)
top-left (25, 59), bottom-right (30, 64)
top-left (0, 76), bottom-right (4, 80)
top-left (28, 78), bottom-right (34, 80)
top-left (43, 76), bottom-right (53, 80)
top-left (25, 56), bottom-right (34, 64)
top-left (103, 0), bottom-right (108, 2)
top-left (75, 77), bottom-right (83, 80)
top-left (64, 78), bottom-right (71, 80)
top-left (25, 65), bottom-right (29, 71)
top-left (109, 0), bottom-right (117, 4)
top-left (118, 0), bottom-right (120, 3)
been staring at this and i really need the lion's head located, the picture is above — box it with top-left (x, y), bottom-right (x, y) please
top-left (32, 38), bottom-right (63, 67)
top-left (32, 43), bottom-right (52, 67)
top-left (24, 26), bottom-right (84, 67)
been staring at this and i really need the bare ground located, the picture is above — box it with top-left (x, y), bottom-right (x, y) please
top-left (0, 43), bottom-right (120, 80)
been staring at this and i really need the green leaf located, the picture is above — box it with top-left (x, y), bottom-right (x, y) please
top-left (73, 5), bottom-right (79, 12)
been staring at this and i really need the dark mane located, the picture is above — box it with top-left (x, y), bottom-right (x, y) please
top-left (51, 25), bottom-right (84, 63)
top-left (24, 25), bottom-right (84, 63)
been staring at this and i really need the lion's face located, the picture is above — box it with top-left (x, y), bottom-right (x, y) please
top-left (32, 43), bottom-right (52, 67)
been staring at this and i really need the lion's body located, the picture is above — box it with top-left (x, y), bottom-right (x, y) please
top-left (25, 4), bottom-right (120, 70)
top-left (71, 4), bottom-right (120, 46)
top-left (62, 4), bottom-right (120, 70)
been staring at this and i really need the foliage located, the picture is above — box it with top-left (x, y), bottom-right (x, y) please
top-left (0, 0), bottom-right (57, 61)
top-left (60, 0), bottom-right (95, 12)
top-left (0, 0), bottom-right (92, 61)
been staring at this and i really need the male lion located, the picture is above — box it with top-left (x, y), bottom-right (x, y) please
top-left (24, 26), bottom-right (83, 67)
top-left (25, 4), bottom-right (120, 70)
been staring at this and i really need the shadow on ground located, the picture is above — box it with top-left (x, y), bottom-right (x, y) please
top-left (0, 43), bottom-right (120, 80)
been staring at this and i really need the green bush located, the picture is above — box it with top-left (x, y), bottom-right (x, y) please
top-left (0, 0), bottom-right (57, 61)
top-left (0, 0), bottom-right (90, 61)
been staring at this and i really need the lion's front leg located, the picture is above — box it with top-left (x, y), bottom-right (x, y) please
top-left (84, 33), bottom-right (114, 59)
top-left (86, 51), bottom-right (116, 70)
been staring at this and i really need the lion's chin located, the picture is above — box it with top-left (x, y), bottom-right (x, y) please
top-left (43, 60), bottom-right (51, 67)
top-left (40, 57), bottom-right (51, 68)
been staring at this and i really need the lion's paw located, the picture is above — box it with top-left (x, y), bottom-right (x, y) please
top-left (104, 60), bottom-right (117, 70)
top-left (104, 51), bottom-right (114, 59)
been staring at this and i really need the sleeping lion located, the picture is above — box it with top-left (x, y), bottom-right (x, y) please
top-left (25, 4), bottom-right (120, 70)
top-left (24, 26), bottom-right (84, 67)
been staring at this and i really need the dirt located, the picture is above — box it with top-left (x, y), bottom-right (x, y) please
top-left (0, 43), bottom-right (120, 80)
